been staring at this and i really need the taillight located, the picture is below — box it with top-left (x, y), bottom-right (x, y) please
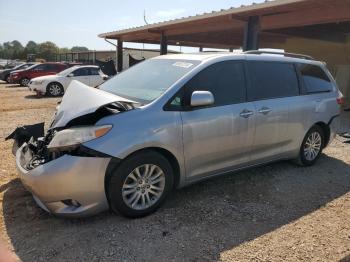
top-left (337, 96), bottom-right (344, 105)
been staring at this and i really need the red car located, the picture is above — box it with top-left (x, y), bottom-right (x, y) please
top-left (10, 63), bottom-right (68, 86)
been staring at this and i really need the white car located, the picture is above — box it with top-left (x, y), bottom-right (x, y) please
top-left (28, 65), bottom-right (108, 96)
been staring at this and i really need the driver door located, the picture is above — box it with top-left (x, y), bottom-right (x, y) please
top-left (179, 61), bottom-right (255, 178)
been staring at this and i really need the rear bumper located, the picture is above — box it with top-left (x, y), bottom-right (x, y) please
top-left (16, 143), bottom-right (111, 217)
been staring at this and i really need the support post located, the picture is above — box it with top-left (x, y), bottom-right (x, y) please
top-left (160, 33), bottom-right (168, 55)
top-left (243, 16), bottom-right (260, 51)
top-left (199, 47), bottom-right (203, 52)
top-left (117, 40), bottom-right (123, 72)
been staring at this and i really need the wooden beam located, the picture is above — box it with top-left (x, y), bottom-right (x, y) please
top-left (167, 34), bottom-right (243, 47)
top-left (261, 1), bottom-right (350, 30)
top-left (266, 27), bottom-right (348, 43)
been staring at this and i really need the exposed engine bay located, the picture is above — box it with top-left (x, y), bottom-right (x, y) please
top-left (6, 100), bottom-right (136, 171)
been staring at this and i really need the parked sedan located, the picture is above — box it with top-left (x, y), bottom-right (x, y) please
top-left (0, 63), bottom-right (36, 83)
top-left (28, 65), bottom-right (108, 96)
top-left (9, 62), bottom-right (68, 86)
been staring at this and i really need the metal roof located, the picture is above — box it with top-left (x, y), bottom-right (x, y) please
top-left (98, 0), bottom-right (304, 39)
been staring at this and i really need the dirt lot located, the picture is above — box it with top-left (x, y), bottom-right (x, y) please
top-left (0, 81), bottom-right (349, 261)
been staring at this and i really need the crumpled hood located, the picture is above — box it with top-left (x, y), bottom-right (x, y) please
top-left (51, 80), bottom-right (134, 128)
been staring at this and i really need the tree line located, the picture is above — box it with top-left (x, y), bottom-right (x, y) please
top-left (0, 40), bottom-right (89, 61)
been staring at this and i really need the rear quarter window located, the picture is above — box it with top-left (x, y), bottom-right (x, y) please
top-left (297, 63), bottom-right (333, 93)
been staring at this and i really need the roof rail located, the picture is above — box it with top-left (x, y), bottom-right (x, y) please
top-left (244, 50), bottom-right (315, 60)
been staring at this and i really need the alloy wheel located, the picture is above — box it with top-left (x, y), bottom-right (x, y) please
top-left (122, 164), bottom-right (165, 210)
top-left (49, 84), bottom-right (62, 96)
top-left (21, 78), bottom-right (29, 86)
top-left (303, 131), bottom-right (322, 161)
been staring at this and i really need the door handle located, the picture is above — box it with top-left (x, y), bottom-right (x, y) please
top-left (258, 107), bottom-right (271, 115)
top-left (240, 109), bottom-right (254, 118)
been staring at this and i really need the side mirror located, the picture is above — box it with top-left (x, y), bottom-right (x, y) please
top-left (67, 73), bottom-right (74, 77)
top-left (190, 91), bottom-right (214, 107)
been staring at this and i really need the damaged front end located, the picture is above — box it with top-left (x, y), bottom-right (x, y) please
top-left (6, 100), bottom-right (135, 171)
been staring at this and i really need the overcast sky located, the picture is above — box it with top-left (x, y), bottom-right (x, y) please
top-left (0, 0), bottom-right (265, 51)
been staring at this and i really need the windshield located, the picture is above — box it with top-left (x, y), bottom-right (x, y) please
top-left (57, 67), bottom-right (75, 76)
top-left (12, 63), bottom-right (25, 70)
top-left (100, 59), bottom-right (200, 104)
top-left (25, 64), bottom-right (38, 70)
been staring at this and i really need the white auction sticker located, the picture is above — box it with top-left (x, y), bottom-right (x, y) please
top-left (172, 62), bottom-right (193, 68)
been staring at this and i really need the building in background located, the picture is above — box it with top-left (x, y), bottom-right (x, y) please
top-left (98, 0), bottom-right (350, 105)
top-left (55, 47), bottom-right (179, 71)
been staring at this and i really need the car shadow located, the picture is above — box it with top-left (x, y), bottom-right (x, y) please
top-left (4, 84), bottom-right (22, 88)
top-left (2, 154), bottom-right (350, 261)
top-left (24, 94), bottom-right (41, 99)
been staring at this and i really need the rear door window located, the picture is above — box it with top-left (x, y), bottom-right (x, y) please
top-left (297, 63), bottom-right (333, 93)
top-left (183, 61), bottom-right (246, 107)
top-left (89, 68), bottom-right (100, 75)
top-left (47, 64), bottom-right (59, 71)
top-left (34, 64), bottom-right (49, 71)
top-left (247, 61), bottom-right (299, 101)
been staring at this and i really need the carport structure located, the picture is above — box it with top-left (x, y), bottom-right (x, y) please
top-left (99, 0), bottom-right (350, 102)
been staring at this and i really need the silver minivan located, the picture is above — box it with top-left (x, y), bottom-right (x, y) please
top-left (12, 51), bottom-right (342, 218)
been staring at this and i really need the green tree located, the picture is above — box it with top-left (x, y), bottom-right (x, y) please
top-left (0, 43), bottom-right (3, 58)
top-left (2, 42), bottom-right (13, 59)
top-left (11, 40), bottom-right (25, 59)
top-left (59, 47), bottom-right (70, 53)
top-left (71, 46), bottom-right (89, 52)
top-left (25, 41), bottom-right (38, 54)
top-left (38, 41), bottom-right (59, 61)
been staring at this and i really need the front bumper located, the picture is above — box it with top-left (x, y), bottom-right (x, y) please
top-left (28, 82), bottom-right (46, 95)
top-left (16, 143), bottom-right (111, 217)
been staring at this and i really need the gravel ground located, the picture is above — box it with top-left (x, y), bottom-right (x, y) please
top-left (0, 81), bottom-right (349, 261)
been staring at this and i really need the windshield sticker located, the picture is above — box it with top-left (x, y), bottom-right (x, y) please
top-left (172, 62), bottom-right (193, 68)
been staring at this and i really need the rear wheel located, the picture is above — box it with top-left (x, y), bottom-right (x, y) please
top-left (20, 78), bottom-right (30, 86)
top-left (295, 125), bottom-right (324, 166)
top-left (107, 151), bottom-right (174, 218)
top-left (5, 74), bottom-right (10, 83)
top-left (46, 82), bottom-right (64, 97)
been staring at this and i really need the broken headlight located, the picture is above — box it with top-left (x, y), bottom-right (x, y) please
top-left (47, 125), bottom-right (112, 152)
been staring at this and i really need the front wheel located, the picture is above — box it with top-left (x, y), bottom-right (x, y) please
top-left (46, 82), bottom-right (64, 97)
top-left (107, 151), bottom-right (174, 218)
top-left (295, 125), bottom-right (324, 166)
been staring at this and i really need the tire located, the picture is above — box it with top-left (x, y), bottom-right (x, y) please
top-left (5, 74), bottom-right (10, 83)
top-left (107, 151), bottom-right (174, 218)
top-left (295, 125), bottom-right (324, 166)
top-left (46, 82), bottom-right (64, 97)
top-left (20, 78), bottom-right (30, 87)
